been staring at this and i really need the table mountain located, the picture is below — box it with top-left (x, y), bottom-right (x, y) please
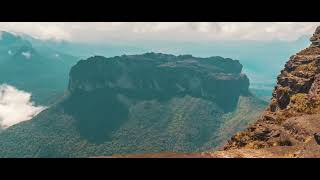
top-left (103, 25), bottom-right (320, 158)
top-left (0, 52), bottom-right (266, 157)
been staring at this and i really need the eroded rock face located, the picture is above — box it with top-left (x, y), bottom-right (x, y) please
top-left (310, 26), bottom-right (320, 47)
top-left (68, 53), bottom-right (250, 113)
top-left (63, 53), bottom-right (251, 144)
top-left (223, 25), bottom-right (320, 153)
top-left (103, 26), bottom-right (320, 158)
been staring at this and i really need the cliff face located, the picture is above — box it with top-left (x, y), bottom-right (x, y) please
top-left (62, 53), bottom-right (253, 146)
top-left (68, 54), bottom-right (249, 112)
top-left (104, 26), bottom-right (320, 158)
top-left (212, 26), bottom-right (320, 157)
top-left (0, 53), bottom-right (266, 157)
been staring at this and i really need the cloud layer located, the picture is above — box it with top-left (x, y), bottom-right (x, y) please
top-left (0, 22), bottom-right (319, 43)
top-left (0, 84), bottom-right (46, 128)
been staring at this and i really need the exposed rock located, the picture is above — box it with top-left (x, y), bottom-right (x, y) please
top-left (68, 54), bottom-right (250, 113)
top-left (309, 74), bottom-right (320, 97)
top-left (310, 26), bottom-right (320, 47)
top-left (104, 26), bottom-right (320, 158)
top-left (222, 26), bottom-right (320, 157)
top-left (314, 133), bottom-right (320, 145)
top-left (106, 114), bottom-right (320, 158)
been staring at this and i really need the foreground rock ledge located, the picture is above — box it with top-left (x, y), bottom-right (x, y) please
top-left (98, 114), bottom-right (320, 158)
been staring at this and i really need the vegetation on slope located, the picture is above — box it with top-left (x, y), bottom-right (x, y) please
top-left (0, 53), bottom-right (265, 157)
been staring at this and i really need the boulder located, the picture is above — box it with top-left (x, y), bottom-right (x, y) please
top-left (310, 26), bottom-right (320, 47)
top-left (314, 133), bottom-right (320, 145)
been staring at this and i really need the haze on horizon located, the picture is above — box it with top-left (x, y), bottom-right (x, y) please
top-left (0, 22), bottom-right (319, 43)
top-left (1, 22), bottom-right (319, 95)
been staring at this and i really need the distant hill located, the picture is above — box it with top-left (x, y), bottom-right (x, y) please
top-left (0, 53), bottom-right (266, 157)
top-left (0, 31), bottom-right (79, 105)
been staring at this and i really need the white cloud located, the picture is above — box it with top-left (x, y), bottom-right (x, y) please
top-left (0, 84), bottom-right (46, 129)
top-left (0, 22), bottom-right (318, 43)
top-left (21, 51), bottom-right (31, 59)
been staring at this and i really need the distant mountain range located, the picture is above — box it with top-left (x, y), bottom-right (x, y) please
top-left (0, 31), bottom-right (79, 105)
top-left (0, 53), bottom-right (266, 157)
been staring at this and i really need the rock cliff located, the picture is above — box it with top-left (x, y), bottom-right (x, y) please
top-left (105, 26), bottom-right (320, 158)
top-left (0, 53), bottom-right (266, 157)
top-left (214, 25), bottom-right (320, 158)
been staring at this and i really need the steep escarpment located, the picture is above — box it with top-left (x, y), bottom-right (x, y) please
top-left (216, 26), bottom-right (320, 157)
top-left (0, 53), bottom-right (265, 157)
top-left (104, 26), bottom-right (320, 158)
top-left (68, 54), bottom-right (249, 112)
top-left (63, 54), bottom-right (251, 144)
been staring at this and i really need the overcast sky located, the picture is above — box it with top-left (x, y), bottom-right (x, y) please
top-left (0, 22), bottom-right (319, 43)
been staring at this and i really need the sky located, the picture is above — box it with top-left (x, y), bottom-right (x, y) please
top-left (0, 22), bottom-right (319, 43)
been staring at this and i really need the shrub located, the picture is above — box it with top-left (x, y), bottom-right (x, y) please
top-left (289, 93), bottom-right (320, 114)
top-left (295, 62), bottom-right (317, 72)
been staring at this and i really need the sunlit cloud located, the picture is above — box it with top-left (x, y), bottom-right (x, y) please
top-left (0, 84), bottom-right (46, 128)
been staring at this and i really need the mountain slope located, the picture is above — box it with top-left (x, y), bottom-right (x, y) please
top-left (0, 31), bottom-right (79, 105)
top-left (197, 26), bottom-right (320, 158)
top-left (223, 26), bottom-right (320, 150)
top-left (0, 53), bottom-right (266, 157)
top-left (102, 26), bottom-right (320, 158)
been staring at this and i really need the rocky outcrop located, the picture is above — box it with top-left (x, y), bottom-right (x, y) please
top-left (222, 26), bottom-right (320, 156)
top-left (310, 26), bottom-right (320, 47)
top-left (101, 26), bottom-right (320, 158)
top-left (68, 53), bottom-right (250, 112)
top-left (64, 53), bottom-right (253, 144)
top-left (105, 108), bottom-right (320, 158)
